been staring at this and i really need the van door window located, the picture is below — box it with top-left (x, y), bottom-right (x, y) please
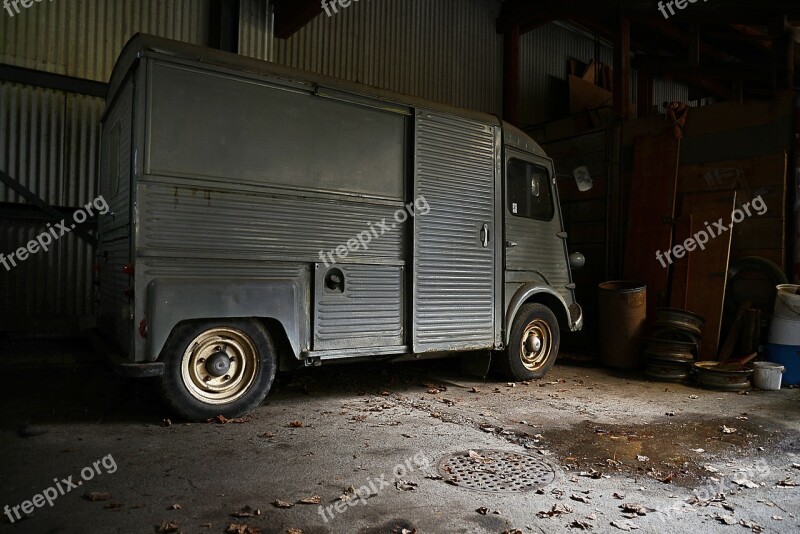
top-left (507, 159), bottom-right (554, 221)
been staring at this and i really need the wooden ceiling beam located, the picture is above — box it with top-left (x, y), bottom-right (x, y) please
top-left (274, 0), bottom-right (323, 40)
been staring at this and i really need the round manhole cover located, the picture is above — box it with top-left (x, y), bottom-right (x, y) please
top-left (437, 449), bottom-right (556, 493)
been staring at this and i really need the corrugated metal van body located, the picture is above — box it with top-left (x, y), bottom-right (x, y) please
top-left (412, 111), bottom-right (499, 352)
top-left (122, 52), bottom-right (412, 361)
top-left (98, 77), bottom-right (134, 356)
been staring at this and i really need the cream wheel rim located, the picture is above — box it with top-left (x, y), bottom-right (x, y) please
top-left (181, 327), bottom-right (259, 405)
top-left (520, 319), bottom-right (552, 371)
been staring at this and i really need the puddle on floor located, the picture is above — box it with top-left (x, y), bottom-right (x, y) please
top-left (541, 416), bottom-right (787, 487)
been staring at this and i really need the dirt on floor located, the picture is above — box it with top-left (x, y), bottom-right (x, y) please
top-left (1, 339), bottom-right (799, 533)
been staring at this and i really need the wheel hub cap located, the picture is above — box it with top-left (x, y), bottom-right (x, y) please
top-left (205, 351), bottom-right (232, 377)
top-left (526, 335), bottom-right (542, 353)
top-left (520, 319), bottom-right (552, 372)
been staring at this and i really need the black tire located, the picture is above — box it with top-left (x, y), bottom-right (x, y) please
top-left (158, 319), bottom-right (276, 421)
top-left (726, 256), bottom-right (788, 314)
top-left (500, 303), bottom-right (561, 381)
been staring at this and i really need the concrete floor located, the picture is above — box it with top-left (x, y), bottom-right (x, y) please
top-left (1, 339), bottom-right (799, 534)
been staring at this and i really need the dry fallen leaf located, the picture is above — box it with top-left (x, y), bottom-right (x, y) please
top-left (733, 478), bottom-right (759, 489)
top-left (104, 502), bottom-right (123, 509)
top-left (610, 519), bottom-right (640, 531)
top-left (298, 495), bottom-right (321, 505)
top-left (570, 494), bottom-right (591, 504)
top-left (537, 504), bottom-right (573, 518)
top-left (155, 521), bottom-right (180, 533)
top-left (231, 505), bottom-right (261, 518)
top-left (208, 415), bottom-right (251, 424)
top-left (715, 514), bottom-right (738, 525)
top-left (286, 529), bottom-right (303, 534)
top-left (395, 480), bottom-right (418, 491)
top-left (288, 421), bottom-right (304, 428)
top-left (167, 504), bottom-right (181, 510)
top-left (225, 524), bottom-right (261, 534)
top-left (721, 426), bottom-right (736, 434)
top-left (619, 503), bottom-right (653, 516)
top-left (271, 500), bottom-right (294, 509)
top-left (570, 520), bottom-right (593, 530)
top-left (83, 492), bottom-right (112, 502)
top-left (777, 478), bottom-right (799, 487)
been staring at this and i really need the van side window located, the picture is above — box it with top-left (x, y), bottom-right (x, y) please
top-left (507, 159), bottom-right (554, 221)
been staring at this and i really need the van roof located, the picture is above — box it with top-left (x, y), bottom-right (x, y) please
top-left (108, 34), bottom-right (545, 157)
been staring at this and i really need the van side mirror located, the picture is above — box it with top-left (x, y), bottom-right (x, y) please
top-left (569, 252), bottom-right (585, 270)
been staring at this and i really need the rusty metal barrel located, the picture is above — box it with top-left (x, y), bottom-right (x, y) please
top-left (598, 281), bottom-right (647, 369)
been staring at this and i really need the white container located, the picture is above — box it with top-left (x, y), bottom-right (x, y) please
top-left (769, 316), bottom-right (800, 346)
top-left (774, 284), bottom-right (800, 320)
top-left (752, 362), bottom-right (786, 390)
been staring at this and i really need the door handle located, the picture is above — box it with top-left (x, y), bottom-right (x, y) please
top-left (481, 224), bottom-right (489, 248)
top-left (506, 240), bottom-right (518, 248)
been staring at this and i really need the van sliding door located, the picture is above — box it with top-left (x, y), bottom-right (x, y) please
top-left (412, 111), bottom-right (498, 353)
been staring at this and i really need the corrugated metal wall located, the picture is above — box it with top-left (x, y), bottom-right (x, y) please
top-left (0, 0), bottom-right (691, 333)
top-left (0, 0), bottom-right (210, 331)
top-left (239, 0), bottom-right (503, 115)
top-left (0, 0), bottom-right (504, 333)
top-left (520, 22), bottom-right (690, 126)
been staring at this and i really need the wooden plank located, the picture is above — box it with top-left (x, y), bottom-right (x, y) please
top-left (732, 217), bottom-right (785, 251)
top-left (680, 191), bottom-right (737, 361)
top-left (677, 153), bottom-right (787, 193)
top-left (624, 134), bottom-right (681, 321)
top-left (681, 91), bottom-right (794, 136)
top-left (569, 75), bottom-right (613, 114)
top-left (670, 215), bottom-right (694, 309)
top-left (718, 301), bottom-right (751, 363)
top-left (613, 17), bottom-right (630, 118)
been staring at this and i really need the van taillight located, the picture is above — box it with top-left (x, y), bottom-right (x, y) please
top-left (139, 319), bottom-right (147, 338)
top-left (122, 263), bottom-right (134, 275)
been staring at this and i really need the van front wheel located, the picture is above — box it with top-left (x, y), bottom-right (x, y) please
top-left (501, 303), bottom-right (560, 381)
top-left (159, 319), bottom-right (276, 421)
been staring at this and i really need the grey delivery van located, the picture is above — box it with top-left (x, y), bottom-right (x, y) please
top-left (98, 34), bottom-right (583, 420)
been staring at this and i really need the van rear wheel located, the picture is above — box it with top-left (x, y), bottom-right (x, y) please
top-left (501, 303), bottom-right (560, 381)
top-left (159, 319), bottom-right (276, 421)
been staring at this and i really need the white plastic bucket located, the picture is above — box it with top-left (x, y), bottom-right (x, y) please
top-left (752, 362), bottom-right (785, 390)
top-left (774, 284), bottom-right (800, 320)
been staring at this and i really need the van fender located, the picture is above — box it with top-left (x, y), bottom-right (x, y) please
top-left (505, 284), bottom-right (582, 345)
top-left (145, 278), bottom-right (307, 362)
